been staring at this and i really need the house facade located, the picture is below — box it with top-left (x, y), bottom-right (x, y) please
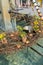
top-left (9, 0), bottom-right (42, 7)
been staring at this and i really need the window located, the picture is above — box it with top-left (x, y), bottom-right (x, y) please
top-left (22, 0), bottom-right (26, 3)
top-left (22, 0), bottom-right (27, 6)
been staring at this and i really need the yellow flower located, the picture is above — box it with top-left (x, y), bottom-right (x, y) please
top-left (0, 34), bottom-right (3, 39)
top-left (0, 33), bottom-right (6, 40)
top-left (34, 21), bottom-right (39, 25)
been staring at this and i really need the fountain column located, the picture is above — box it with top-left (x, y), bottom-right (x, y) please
top-left (1, 0), bottom-right (13, 32)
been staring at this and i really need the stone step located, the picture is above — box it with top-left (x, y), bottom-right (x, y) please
top-left (31, 44), bottom-right (43, 56)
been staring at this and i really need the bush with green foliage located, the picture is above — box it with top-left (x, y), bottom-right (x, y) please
top-left (17, 25), bottom-right (27, 38)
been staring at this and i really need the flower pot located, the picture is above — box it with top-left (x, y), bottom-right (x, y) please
top-left (22, 36), bottom-right (27, 43)
top-left (17, 44), bottom-right (21, 49)
top-left (26, 40), bottom-right (30, 44)
top-left (1, 38), bottom-right (8, 44)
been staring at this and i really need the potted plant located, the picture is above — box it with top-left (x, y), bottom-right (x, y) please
top-left (17, 25), bottom-right (27, 43)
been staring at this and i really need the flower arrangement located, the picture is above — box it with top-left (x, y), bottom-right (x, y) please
top-left (17, 25), bottom-right (27, 43)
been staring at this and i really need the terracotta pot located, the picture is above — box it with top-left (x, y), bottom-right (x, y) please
top-left (38, 10), bottom-right (40, 13)
top-left (41, 17), bottom-right (43, 21)
top-left (17, 44), bottom-right (21, 49)
top-left (29, 33), bottom-right (33, 37)
top-left (38, 30), bottom-right (41, 33)
top-left (26, 40), bottom-right (30, 44)
top-left (39, 13), bottom-right (42, 17)
top-left (22, 36), bottom-right (27, 43)
top-left (10, 34), bottom-right (14, 37)
top-left (2, 38), bottom-right (8, 44)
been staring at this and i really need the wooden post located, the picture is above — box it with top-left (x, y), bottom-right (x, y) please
top-left (1, 0), bottom-right (13, 32)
